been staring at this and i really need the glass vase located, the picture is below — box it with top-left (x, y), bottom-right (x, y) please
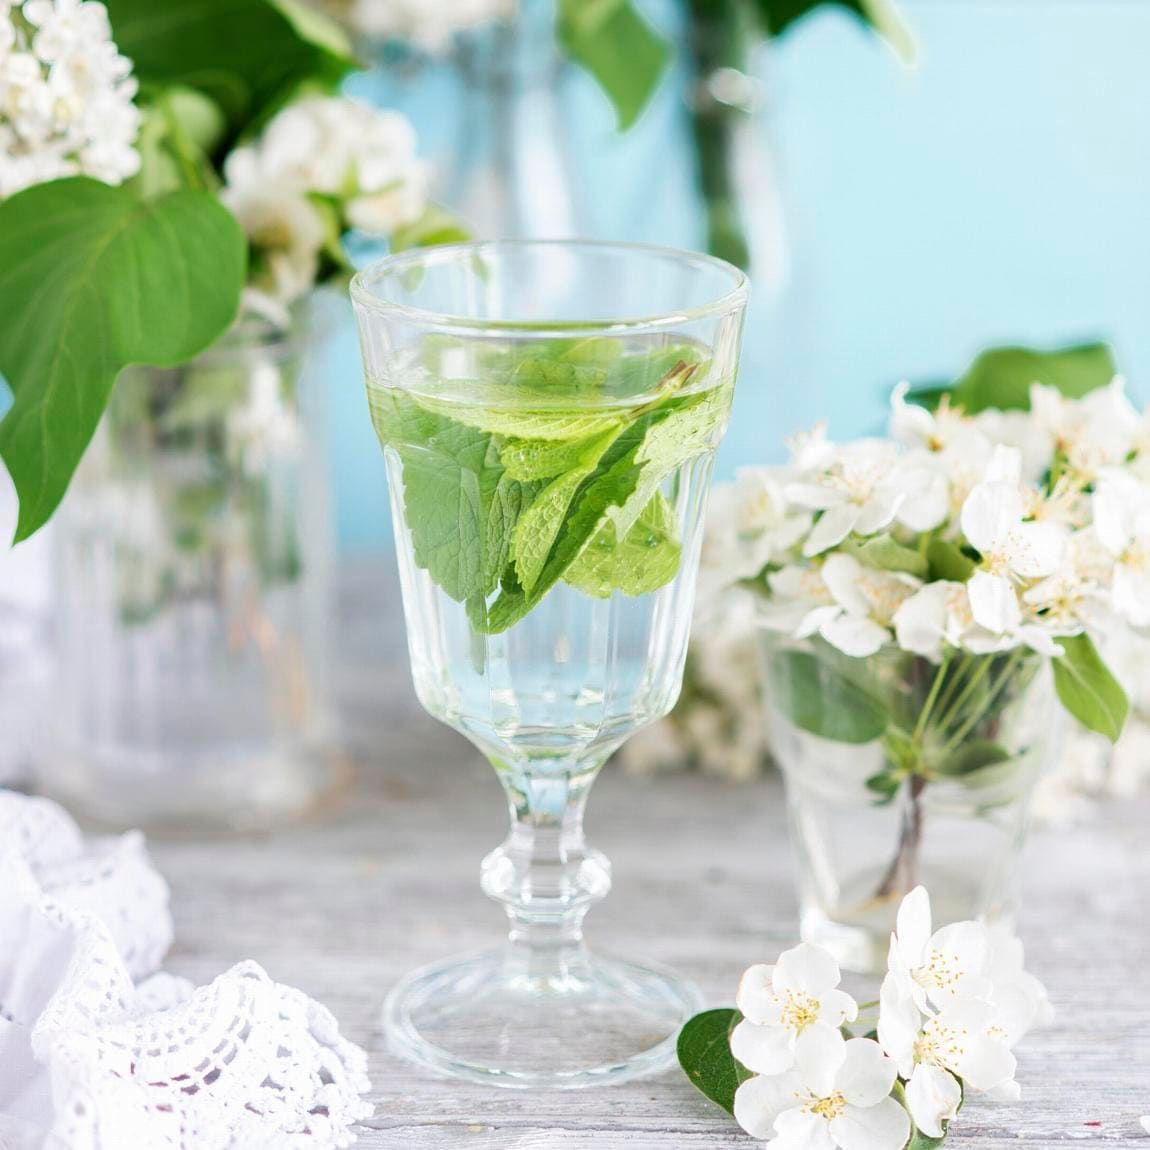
top-left (47, 313), bottom-right (335, 831)
top-left (352, 239), bottom-right (747, 1087)
top-left (761, 633), bottom-right (1058, 974)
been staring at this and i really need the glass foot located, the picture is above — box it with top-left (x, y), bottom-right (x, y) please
top-left (382, 947), bottom-right (703, 1089)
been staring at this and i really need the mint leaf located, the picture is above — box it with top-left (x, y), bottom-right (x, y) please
top-left (373, 391), bottom-right (528, 603)
top-left (0, 179), bottom-right (245, 542)
top-left (1052, 633), bottom-right (1129, 743)
top-left (677, 1008), bottom-right (751, 1116)
top-left (557, 0), bottom-right (671, 131)
top-left (501, 426), bottom-right (621, 482)
top-left (565, 491), bottom-right (682, 598)
top-left (766, 648), bottom-right (890, 744)
top-left (513, 467), bottom-right (598, 595)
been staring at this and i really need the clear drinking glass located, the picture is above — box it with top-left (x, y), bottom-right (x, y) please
top-left (761, 633), bottom-right (1058, 974)
top-left (352, 240), bottom-right (747, 1087)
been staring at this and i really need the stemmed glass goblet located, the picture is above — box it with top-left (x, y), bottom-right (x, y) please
top-left (351, 240), bottom-right (747, 1088)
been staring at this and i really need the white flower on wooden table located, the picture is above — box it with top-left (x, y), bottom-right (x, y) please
top-left (730, 943), bottom-right (859, 1077)
top-left (734, 1031), bottom-right (910, 1150)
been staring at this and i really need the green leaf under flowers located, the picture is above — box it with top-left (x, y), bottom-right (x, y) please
top-left (1052, 633), bottom-right (1129, 743)
top-left (767, 649), bottom-right (889, 744)
top-left (926, 538), bottom-right (977, 583)
top-left (565, 491), bottom-right (682, 598)
top-left (557, 0), bottom-right (672, 131)
top-left (105, 0), bottom-right (354, 135)
top-left (677, 1008), bottom-right (751, 1116)
top-left (0, 179), bottom-right (246, 542)
top-left (933, 739), bottom-right (1012, 779)
top-left (753, 0), bottom-right (914, 60)
top-left (847, 532), bottom-right (929, 579)
top-left (908, 341), bottom-right (1117, 415)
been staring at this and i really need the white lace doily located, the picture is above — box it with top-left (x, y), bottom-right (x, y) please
top-left (0, 791), bottom-right (373, 1150)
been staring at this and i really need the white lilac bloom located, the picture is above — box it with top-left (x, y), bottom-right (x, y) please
top-left (347, 0), bottom-right (514, 52)
top-left (814, 553), bottom-right (919, 658)
top-left (733, 1032), bottom-right (910, 1150)
top-left (730, 943), bottom-right (859, 1076)
top-left (786, 439), bottom-right (906, 557)
top-left (0, 0), bottom-right (140, 197)
top-left (221, 95), bottom-right (427, 306)
top-left (886, 887), bottom-right (993, 1011)
top-left (1092, 471), bottom-right (1150, 629)
top-left (878, 975), bottom-right (1017, 1137)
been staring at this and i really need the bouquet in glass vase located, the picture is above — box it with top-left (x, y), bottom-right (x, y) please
top-left (719, 370), bottom-right (1144, 971)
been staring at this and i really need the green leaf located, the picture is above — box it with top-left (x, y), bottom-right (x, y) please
top-left (753, 0), bottom-right (914, 59)
top-left (1052, 633), bottom-right (1129, 743)
top-left (947, 341), bottom-right (1117, 415)
top-left (389, 205), bottom-right (472, 253)
top-left (557, 0), bottom-right (672, 130)
top-left (767, 649), bottom-right (890, 744)
top-left (847, 532), bottom-right (929, 578)
top-left (0, 179), bottom-right (245, 542)
top-left (513, 466), bottom-right (599, 595)
top-left (907, 1128), bottom-right (947, 1149)
top-left (933, 739), bottom-right (1011, 779)
top-left (105, 0), bottom-right (354, 133)
top-left (565, 491), bottom-right (682, 598)
top-left (926, 539), bottom-right (977, 583)
top-left (865, 771), bottom-right (901, 803)
top-left (677, 1008), bottom-right (751, 1116)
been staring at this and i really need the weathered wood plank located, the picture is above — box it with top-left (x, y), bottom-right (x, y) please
top-left (150, 561), bottom-right (1150, 1148)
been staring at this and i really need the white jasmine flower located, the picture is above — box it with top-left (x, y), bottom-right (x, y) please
top-left (815, 553), bottom-right (919, 658)
top-left (889, 382), bottom-right (971, 452)
top-left (886, 887), bottom-right (993, 1010)
top-left (757, 564), bottom-right (837, 637)
top-left (1030, 378), bottom-right (1140, 483)
top-left (984, 924), bottom-right (1052, 1047)
top-left (787, 440), bottom-right (906, 557)
top-left (1092, 471), bottom-right (1150, 629)
top-left (960, 472), bottom-right (1066, 635)
top-left (878, 974), bottom-right (1017, 1138)
top-left (733, 1033), bottom-right (910, 1150)
top-left (730, 943), bottom-right (859, 1076)
top-left (892, 580), bottom-right (1010, 662)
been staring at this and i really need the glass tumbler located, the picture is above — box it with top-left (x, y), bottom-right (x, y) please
top-left (352, 240), bottom-right (747, 1087)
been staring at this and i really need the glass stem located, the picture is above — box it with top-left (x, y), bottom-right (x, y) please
top-left (481, 756), bottom-right (612, 965)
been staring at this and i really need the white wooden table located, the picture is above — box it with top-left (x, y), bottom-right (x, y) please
top-left (152, 563), bottom-right (1150, 1148)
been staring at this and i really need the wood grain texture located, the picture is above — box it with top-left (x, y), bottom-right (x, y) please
top-left (151, 561), bottom-right (1150, 1148)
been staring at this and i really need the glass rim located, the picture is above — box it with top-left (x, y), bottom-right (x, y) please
top-left (349, 238), bottom-right (749, 337)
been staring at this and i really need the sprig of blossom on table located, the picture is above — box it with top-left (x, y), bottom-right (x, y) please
top-left (0, 0), bottom-right (140, 197)
top-left (678, 886), bottom-right (1050, 1148)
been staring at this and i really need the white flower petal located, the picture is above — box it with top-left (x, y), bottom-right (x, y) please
top-left (926, 920), bottom-right (992, 1005)
top-left (1006, 520), bottom-right (1066, 578)
top-left (821, 554), bottom-right (870, 616)
top-left (893, 583), bottom-right (960, 664)
top-left (905, 1062), bottom-right (962, 1138)
top-left (876, 971), bottom-right (920, 1077)
top-left (820, 988), bottom-right (860, 1029)
top-left (819, 614), bottom-right (890, 658)
top-left (775, 943), bottom-right (843, 997)
top-left (730, 1018), bottom-right (795, 1076)
top-left (895, 886), bottom-right (932, 965)
top-left (1138, 1116), bottom-right (1150, 1135)
top-left (961, 480), bottom-right (1022, 553)
top-left (733, 1072), bottom-right (803, 1140)
top-left (954, 1031), bottom-right (1017, 1094)
top-left (795, 1024), bottom-right (846, 1099)
top-left (804, 504), bottom-right (861, 557)
top-left (773, 1107), bottom-right (837, 1150)
top-left (736, 964), bottom-right (780, 1025)
top-left (835, 1038), bottom-right (897, 1109)
top-left (967, 571), bottom-right (1021, 635)
top-left (795, 605), bottom-right (845, 641)
top-left (831, 1096), bottom-right (911, 1150)
top-left (854, 493), bottom-right (902, 536)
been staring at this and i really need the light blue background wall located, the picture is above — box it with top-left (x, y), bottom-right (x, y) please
top-left (331, 0), bottom-right (1150, 551)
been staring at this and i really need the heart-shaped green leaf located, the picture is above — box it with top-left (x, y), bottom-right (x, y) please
top-left (678, 1008), bottom-right (751, 1115)
top-left (0, 178), bottom-right (246, 542)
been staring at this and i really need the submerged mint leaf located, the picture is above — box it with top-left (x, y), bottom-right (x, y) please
top-left (513, 466), bottom-right (598, 595)
top-left (565, 491), bottom-right (682, 598)
top-left (500, 425), bottom-right (622, 482)
top-left (677, 1008), bottom-right (750, 1116)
